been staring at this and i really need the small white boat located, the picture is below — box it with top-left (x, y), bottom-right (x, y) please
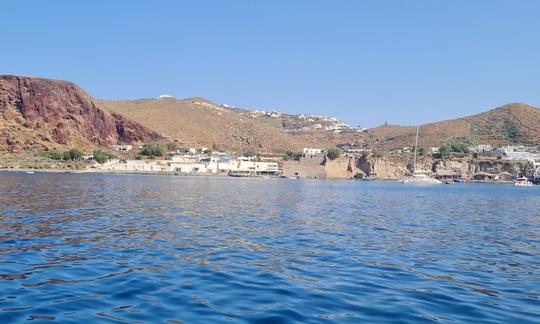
top-left (514, 177), bottom-right (533, 186)
top-left (25, 171), bottom-right (35, 174)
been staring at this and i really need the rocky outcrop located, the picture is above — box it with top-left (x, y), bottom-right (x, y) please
top-left (357, 155), bottom-right (409, 179)
top-left (356, 154), bottom-right (534, 180)
top-left (432, 158), bottom-right (531, 179)
top-left (325, 156), bottom-right (362, 179)
top-left (0, 75), bottom-right (162, 152)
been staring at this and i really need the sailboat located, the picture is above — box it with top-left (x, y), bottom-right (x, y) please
top-left (399, 125), bottom-right (441, 184)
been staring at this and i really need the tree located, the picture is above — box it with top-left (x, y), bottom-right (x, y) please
top-left (93, 149), bottom-right (109, 164)
top-left (417, 147), bottom-right (426, 156)
top-left (63, 149), bottom-right (83, 161)
top-left (48, 150), bottom-right (64, 160)
top-left (284, 151), bottom-right (301, 161)
top-left (450, 141), bottom-right (469, 153)
top-left (439, 145), bottom-right (451, 159)
top-left (141, 143), bottom-right (164, 157)
top-left (326, 147), bottom-right (341, 160)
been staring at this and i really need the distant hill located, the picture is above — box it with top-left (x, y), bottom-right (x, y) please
top-left (98, 98), bottom-right (312, 152)
top-left (360, 103), bottom-right (540, 150)
top-left (1, 75), bottom-right (539, 154)
top-left (101, 97), bottom-right (540, 152)
top-left (0, 75), bottom-right (161, 152)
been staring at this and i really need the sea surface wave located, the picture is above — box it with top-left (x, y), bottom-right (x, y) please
top-left (0, 173), bottom-right (539, 323)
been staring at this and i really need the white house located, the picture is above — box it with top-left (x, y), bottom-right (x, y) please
top-left (303, 148), bottom-right (323, 155)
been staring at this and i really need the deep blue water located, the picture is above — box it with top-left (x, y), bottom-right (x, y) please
top-left (0, 172), bottom-right (539, 323)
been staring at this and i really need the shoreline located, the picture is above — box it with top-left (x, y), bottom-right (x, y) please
top-left (0, 167), bottom-right (524, 184)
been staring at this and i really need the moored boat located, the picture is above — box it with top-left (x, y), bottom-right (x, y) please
top-left (399, 125), bottom-right (441, 185)
top-left (514, 177), bottom-right (533, 186)
top-left (399, 173), bottom-right (442, 184)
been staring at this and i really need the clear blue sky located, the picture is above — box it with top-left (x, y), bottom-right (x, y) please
top-left (1, 1), bottom-right (539, 127)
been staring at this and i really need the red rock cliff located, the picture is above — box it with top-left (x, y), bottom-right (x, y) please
top-left (0, 75), bottom-right (162, 152)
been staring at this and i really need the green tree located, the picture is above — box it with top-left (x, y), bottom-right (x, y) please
top-left (326, 147), bottom-right (341, 160)
top-left (284, 151), bottom-right (301, 161)
top-left (48, 150), bottom-right (64, 160)
top-left (141, 143), bottom-right (164, 157)
top-left (93, 149), bottom-right (109, 164)
top-left (450, 142), bottom-right (469, 153)
top-left (439, 145), bottom-right (451, 159)
top-left (63, 149), bottom-right (83, 161)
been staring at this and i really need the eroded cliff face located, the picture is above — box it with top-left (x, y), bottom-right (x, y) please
top-left (356, 155), bottom-right (409, 179)
top-left (0, 75), bottom-right (161, 152)
top-left (325, 156), bottom-right (362, 179)
top-left (354, 155), bottom-right (532, 180)
top-left (432, 159), bottom-right (530, 178)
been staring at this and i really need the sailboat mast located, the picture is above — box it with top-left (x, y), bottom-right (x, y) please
top-left (413, 125), bottom-right (419, 173)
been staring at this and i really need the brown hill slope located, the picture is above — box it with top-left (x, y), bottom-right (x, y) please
top-left (98, 98), bottom-right (310, 152)
top-left (0, 75), bottom-right (162, 152)
top-left (360, 103), bottom-right (540, 150)
top-left (101, 97), bottom-right (540, 153)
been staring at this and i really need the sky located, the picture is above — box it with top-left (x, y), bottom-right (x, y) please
top-left (1, 1), bottom-right (539, 127)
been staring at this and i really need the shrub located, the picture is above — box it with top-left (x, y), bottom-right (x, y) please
top-left (46, 150), bottom-right (64, 160)
top-left (166, 143), bottom-right (177, 151)
top-left (284, 151), bottom-right (302, 161)
top-left (326, 147), bottom-right (341, 160)
top-left (93, 149), bottom-right (109, 164)
top-left (372, 150), bottom-right (385, 158)
top-left (439, 145), bottom-right (451, 159)
top-left (243, 149), bottom-right (258, 157)
top-left (353, 172), bottom-right (364, 179)
top-left (63, 149), bottom-right (83, 161)
top-left (141, 143), bottom-right (164, 157)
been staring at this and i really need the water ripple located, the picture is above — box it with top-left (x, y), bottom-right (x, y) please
top-left (0, 173), bottom-right (539, 323)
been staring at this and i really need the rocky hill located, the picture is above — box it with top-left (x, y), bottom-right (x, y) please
top-left (360, 103), bottom-right (540, 150)
top-left (98, 98), bottom-right (313, 153)
top-left (0, 75), bottom-right (162, 152)
top-left (2, 75), bottom-right (539, 155)
top-left (102, 96), bottom-right (540, 153)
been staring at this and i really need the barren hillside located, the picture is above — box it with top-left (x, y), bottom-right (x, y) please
top-left (98, 98), bottom-right (312, 153)
top-left (361, 103), bottom-right (540, 150)
top-left (0, 75), bottom-right (162, 153)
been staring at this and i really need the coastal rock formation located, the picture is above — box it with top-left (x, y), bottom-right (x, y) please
top-left (0, 75), bottom-right (162, 152)
top-left (357, 156), bottom-right (409, 180)
top-left (325, 156), bottom-right (361, 179)
top-left (432, 158), bottom-right (531, 179)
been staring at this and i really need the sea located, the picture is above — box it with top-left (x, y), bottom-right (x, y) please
top-left (0, 172), bottom-right (538, 323)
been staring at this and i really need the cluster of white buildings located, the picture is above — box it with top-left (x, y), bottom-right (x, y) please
top-left (250, 110), bottom-right (283, 118)
top-left (93, 152), bottom-right (280, 176)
